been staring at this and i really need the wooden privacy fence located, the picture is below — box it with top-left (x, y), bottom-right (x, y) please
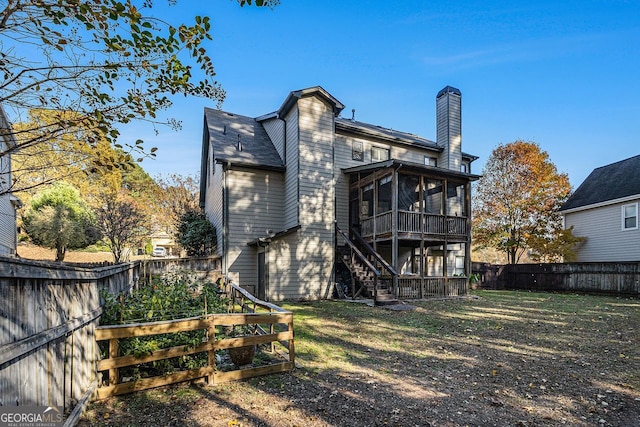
top-left (140, 255), bottom-right (222, 282)
top-left (472, 261), bottom-right (640, 294)
top-left (94, 280), bottom-right (294, 399)
top-left (0, 257), bottom-right (139, 425)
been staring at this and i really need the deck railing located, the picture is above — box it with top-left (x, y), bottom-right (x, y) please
top-left (397, 276), bottom-right (468, 299)
top-left (361, 211), bottom-right (467, 237)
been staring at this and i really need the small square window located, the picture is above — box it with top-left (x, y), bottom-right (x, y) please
top-left (622, 203), bottom-right (638, 230)
top-left (460, 164), bottom-right (468, 173)
top-left (371, 146), bottom-right (390, 162)
top-left (352, 141), bottom-right (364, 161)
top-left (424, 156), bottom-right (437, 167)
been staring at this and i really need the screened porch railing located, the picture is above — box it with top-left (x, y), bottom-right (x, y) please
top-left (361, 211), bottom-right (467, 237)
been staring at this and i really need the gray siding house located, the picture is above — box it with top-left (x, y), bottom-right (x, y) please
top-left (200, 86), bottom-right (479, 302)
top-left (0, 106), bottom-right (21, 256)
top-left (560, 155), bottom-right (640, 262)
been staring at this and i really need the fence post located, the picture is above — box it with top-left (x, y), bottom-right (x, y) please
top-left (108, 338), bottom-right (118, 385)
top-left (207, 315), bottom-right (216, 385)
top-left (269, 307), bottom-right (275, 353)
top-left (288, 314), bottom-right (295, 367)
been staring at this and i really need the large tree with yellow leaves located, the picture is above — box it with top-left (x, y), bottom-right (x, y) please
top-left (473, 140), bottom-right (582, 264)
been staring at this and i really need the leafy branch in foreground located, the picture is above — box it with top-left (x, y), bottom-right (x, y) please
top-left (0, 0), bottom-right (274, 195)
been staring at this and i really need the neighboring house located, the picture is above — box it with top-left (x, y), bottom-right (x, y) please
top-left (149, 227), bottom-right (178, 257)
top-left (560, 154), bottom-right (640, 262)
top-left (0, 106), bottom-right (22, 256)
top-left (200, 86), bottom-right (479, 302)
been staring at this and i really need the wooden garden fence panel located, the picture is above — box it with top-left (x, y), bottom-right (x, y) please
top-left (0, 256), bottom-right (139, 425)
top-left (94, 281), bottom-right (295, 399)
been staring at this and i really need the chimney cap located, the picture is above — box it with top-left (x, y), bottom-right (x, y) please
top-left (436, 86), bottom-right (461, 98)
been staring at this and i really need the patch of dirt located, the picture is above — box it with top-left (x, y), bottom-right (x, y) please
top-left (79, 291), bottom-right (640, 427)
top-left (16, 243), bottom-right (147, 263)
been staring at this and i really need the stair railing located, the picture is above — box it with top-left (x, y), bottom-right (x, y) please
top-left (335, 223), bottom-right (380, 301)
top-left (350, 227), bottom-right (399, 297)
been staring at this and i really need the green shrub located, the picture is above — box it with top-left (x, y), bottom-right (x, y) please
top-left (99, 270), bottom-right (229, 379)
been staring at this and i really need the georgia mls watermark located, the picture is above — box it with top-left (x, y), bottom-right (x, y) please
top-left (0, 406), bottom-right (63, 427)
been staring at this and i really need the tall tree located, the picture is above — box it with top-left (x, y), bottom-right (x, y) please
top-left (11, 109), bottom-right (134, 199)
top-left (22, 182), bottom-right (100, 261)
top-left (0, 0), bottom-right (276, 196)
top-left (94, 190), bottom-right (148, 263)
top-left (473, 140), bottom-right (580, 264)
top-left (176, 210), bottom-right (216, 257)
top-left (155, 173), bottom-right (200, 228)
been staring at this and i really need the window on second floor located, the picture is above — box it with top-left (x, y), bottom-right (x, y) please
top-left (424, 156), bottom-right (437, 167)
top-left (460, 163), bottom-right (468, 173)
top-left (352, 141), bottom-right (364, 161)
top-left (371, 146), bottom-right (390, 162)
top-left (622, 203), bottom-right (638, 230)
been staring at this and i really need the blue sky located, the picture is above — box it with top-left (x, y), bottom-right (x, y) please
top-left (128, 0), bottom-right (640, 188)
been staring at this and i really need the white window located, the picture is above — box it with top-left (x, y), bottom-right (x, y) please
top-left (622, 203), bottom-right (638, 230)
top-left (424, 156), bottom-right (437, 167)
top-left (352, 141), bottom-right (364, 161)
top-left (460, 163), bottom-right (468, 173)
top-left (371, 146), bottom-right (390, 162)
top-left (454, 256), bottom-right (465, 276)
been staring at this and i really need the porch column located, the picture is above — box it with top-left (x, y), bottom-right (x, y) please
top-left (465, 181), bottom-right (472, 281)
top-left (442, 179), bottom-right (448, 286)
top-left (392, 169), bottom-right (398, 298)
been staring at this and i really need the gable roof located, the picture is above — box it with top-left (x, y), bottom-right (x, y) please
top-left (278, 86), bottom-right (345, 117)
top-left (560, 154), bottom-right (640, 211)
top-left (203, 108), bottom-right (284, 171)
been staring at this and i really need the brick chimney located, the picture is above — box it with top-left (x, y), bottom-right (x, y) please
top-left (436, 86), bottom-right (462, 171)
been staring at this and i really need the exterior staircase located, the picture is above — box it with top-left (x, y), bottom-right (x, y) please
top-left (337, 246), bottom-right (399, 306)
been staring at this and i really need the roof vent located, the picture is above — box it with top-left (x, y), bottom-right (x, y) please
top-left (223, 125), bottom-right (227, 135)
top-left (351, 108), bottom-right (356, 121)
top-left (237, 134), bottom-right (242, 151)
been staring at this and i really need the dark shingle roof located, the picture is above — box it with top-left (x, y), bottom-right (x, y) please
top-left (204, 108), bottom-right (284, 170)
top-left (335, 117), bottom-right (439, 150)
top-left (560, 154), bottom-right (640, 211)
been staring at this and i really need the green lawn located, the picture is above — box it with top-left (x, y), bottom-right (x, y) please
top-left (81, 290), bottom-right (640, 427)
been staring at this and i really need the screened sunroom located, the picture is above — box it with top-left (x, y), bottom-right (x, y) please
top-left (343, 159), bottom-right (479, 299)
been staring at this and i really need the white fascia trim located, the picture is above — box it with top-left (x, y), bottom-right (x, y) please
top-left (561, 194), bottom-right (640, 215)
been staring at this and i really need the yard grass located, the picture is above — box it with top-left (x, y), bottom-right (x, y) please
top-left (79, 290), bottom-right (640, 427)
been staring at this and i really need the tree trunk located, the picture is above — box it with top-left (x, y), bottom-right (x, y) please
top-left (56, 246), bottom-right (66, 262)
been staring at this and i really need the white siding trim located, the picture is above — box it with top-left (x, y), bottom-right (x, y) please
top-left (561, 193), bottom-right (640, 214)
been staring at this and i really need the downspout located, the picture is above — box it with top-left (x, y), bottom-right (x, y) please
top-left (222, 162), bottom-right (229, 275)
top-left (329, 116), bottom-right (337, 299)
top-left (265, 243), bottom-right (270, 301)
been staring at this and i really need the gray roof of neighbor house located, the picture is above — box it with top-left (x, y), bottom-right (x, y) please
top-left (560, 154), bottom-right (640, 211)
top-left (203, 107), bottom-right (284, 171)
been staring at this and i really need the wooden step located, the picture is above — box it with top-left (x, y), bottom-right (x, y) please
top-left (374, 293), bottom-right (399, 306)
